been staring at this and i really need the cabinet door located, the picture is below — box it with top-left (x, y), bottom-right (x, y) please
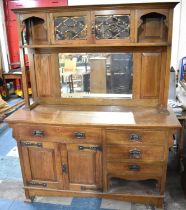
top-left (50, 12), bottom-right (91, 45)
top-left (91, 10), bottom-right (134, 44)
top-left (20, 141), bottom-right (63, 189)
top-left (62, 144), bottom-right (102, 191)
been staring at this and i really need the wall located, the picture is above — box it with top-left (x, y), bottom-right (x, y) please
top-left (68, 0), bottom-right (179, 5)
top-left (177, 0), bottom-right (186, 70)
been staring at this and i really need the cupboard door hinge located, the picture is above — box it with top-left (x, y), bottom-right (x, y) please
top-left (27, 181), bottom-right (47, 187)
top-left (21, 141), bottom-right (42, 147)
top-left (79, 145), bottom-right (102, 151)
top-left (81, 186), bottom-right (102, 191)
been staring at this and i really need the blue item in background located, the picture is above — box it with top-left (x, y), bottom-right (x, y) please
top-left (180, 57), bottom-right (186, 80)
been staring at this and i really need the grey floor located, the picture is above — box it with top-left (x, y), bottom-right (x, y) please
top-left (0, 126), bottom-right (186, 209)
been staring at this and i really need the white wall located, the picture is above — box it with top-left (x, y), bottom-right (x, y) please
top-left (177, 0), bottom-right (186, 69)
top-left (171, 3), bottom-right (181, 70)
top-left (68, 0), bottom-right (179, 5)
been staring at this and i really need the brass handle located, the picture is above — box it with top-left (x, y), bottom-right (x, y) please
top-left (74, 132), bottom-right (86, 139)
top-left (129, 149), bottom-right (141, 159)
top-left (129, 133), bottom-right (141, 141)
top-left (79, 145), bottom-right (102, 151)
top-left (21, 141), bottom-right (42, 147)
top-left (128, 165), bottom-right (141, 171)
top-left (32, 130), bottom-right (44, 137)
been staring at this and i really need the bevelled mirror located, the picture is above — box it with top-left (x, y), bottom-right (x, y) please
top-left (58, 53), bottom-right (133, 98)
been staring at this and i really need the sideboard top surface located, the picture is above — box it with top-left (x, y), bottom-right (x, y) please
top-left (6, 105), bottom-right (180, 128)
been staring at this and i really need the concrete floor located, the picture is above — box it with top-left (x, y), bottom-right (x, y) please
top-left (0, 126), bottom-right (186, 210)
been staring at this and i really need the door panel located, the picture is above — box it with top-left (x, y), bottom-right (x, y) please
top-left (66, 144), bottom-right (102, 191)
top-left (21, 141), bottom-right (63, 189)
top-left (28, 147), bottom-right (56, 181)
top-left (34, 53), bottom-right (60, 97)
top-left (140, 52), bottom-right (161, 98)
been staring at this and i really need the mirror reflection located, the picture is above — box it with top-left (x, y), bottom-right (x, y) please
top-left (58, 53), bottom-right (133, 98)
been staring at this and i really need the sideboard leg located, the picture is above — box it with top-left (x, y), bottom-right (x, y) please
top-left (24, 190), bottom-right (35, 203)
top-left (156, 199), bottom-right (164, 209)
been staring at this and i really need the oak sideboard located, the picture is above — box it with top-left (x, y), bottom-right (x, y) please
top-left (6, 2), bottom-right (180, 208)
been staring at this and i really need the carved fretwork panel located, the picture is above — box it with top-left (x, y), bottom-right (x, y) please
top-left (54, 16), bottom-right (87, 40)
top-left (95, 15), bottom-right (130, 40)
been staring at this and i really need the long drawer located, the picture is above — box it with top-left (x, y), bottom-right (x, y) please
top-left (107, 162), bottom-right (163, 177)
top-left (105, 145), bottom-right (165, 161)
top-left (106, 129), bottom-right (166, 145)
top-left (15, 125), bottom-right (101, 143)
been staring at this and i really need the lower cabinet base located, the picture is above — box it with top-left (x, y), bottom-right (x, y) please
top-left (24, 187), bottom-right (164, 208)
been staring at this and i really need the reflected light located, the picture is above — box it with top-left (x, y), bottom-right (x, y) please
top-left (88, 112), bottom-right (136, 125)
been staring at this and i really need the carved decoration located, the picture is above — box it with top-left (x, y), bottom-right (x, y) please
top-left (54, 16), bottom-right (87, 40)
top-left (95, 15), bottom-right (130, 39)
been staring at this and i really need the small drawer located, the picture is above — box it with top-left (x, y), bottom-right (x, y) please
top-left (106, 129), bottom-right (165, 145)
top-left (106, 145), bottom-right (165, 161)
top-left (107, 162), bottom-right (163, 177)
top-left (16, 125), bottom-right (101, 143)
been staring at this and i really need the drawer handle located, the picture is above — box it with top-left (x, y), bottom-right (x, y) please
top-left (79, 145), bottom-right (102, 151)
top-left (27, 181), bottom-right (47, 187)
top-left (129, 133), bottom-right (141, 141)
top-left (128, 165), bottom-right (141, 171)
top-left (129, 149), bottom-right (141, 159)
top-left (21, 141), bottom-right (42, 148)
top-left (32, 130), bottom-right (44, 137)
top-left (74, 132), bottom-right (86, 139)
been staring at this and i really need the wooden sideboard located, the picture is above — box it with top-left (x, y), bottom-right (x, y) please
top-left (5, 2), bottom-right (180, 208)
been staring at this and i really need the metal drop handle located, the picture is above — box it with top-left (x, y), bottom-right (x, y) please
top-left (74, 132), bottom-right (86, 139)
top-left (129, 149), bottom-right (141, 159)
top-left (32, 130), bottom-right (44, 137)
top-left (129, 133), bottom-right (141, 141)
top-left (128, 165), bottom-right (141, 171)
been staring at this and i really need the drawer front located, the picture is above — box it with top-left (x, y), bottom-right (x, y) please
top-left (16, 125), bottom-right (101, 143)
top-left (106, 129), bottom-right (165, 145)
top-left (107, 162), bottom-right (163, 177)
top-left (106, 145), bottom-right (165, 161)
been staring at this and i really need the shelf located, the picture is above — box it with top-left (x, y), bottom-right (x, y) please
top-left (21, 42), bottom-right (169, 49)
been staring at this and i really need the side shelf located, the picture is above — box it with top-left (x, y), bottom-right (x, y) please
top-left (19, 13), bottom-right (49, 45)
top-left (137, 9), bottom-right (169, 43)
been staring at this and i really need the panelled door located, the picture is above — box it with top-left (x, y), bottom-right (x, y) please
top-left (20, 141), bottom-right (63, 189)
top-left (61, 144), bottom-right (103, 191)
